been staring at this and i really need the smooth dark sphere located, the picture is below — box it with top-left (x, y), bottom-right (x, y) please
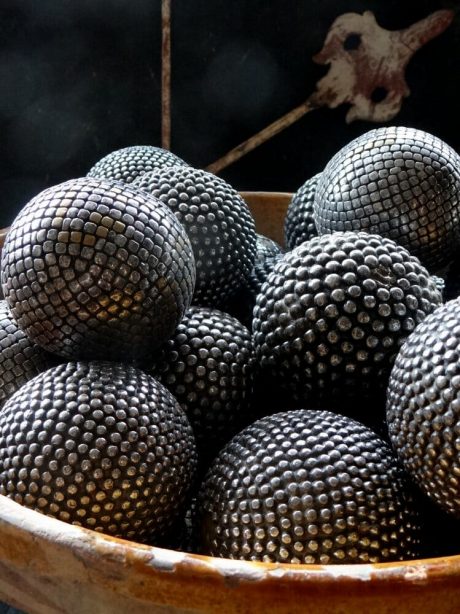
top-left (87, 145), bottom-right (187, 184)
top-left (0, 361), bottom-right (197, 541)
top-left (314, 127), bottom-right (460, 271)
top-left (284, 173), bottom-right (321, 250)
top-left (253, 232), bottom-right (442, 407)
top-left (197, 409), bottom-right (421, 563)
top-left (1, 178), bottom-right (196, 361)
top-left (133, 166), bottom-right (257, 307)
top-left (387, 299), bottom-right (460, 518)
top-left (0, 300), bottom-right (53, 408)
top-left (150, 306), bottom-right (255, 463)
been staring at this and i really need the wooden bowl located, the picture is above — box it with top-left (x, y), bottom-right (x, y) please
top-left (0, 192), bottom-right (460, 614)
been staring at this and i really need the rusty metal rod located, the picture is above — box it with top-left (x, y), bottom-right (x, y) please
top-left (206, 97), bottom-right (319, 175)
top-left (161, 0), bottom-right (172, 150)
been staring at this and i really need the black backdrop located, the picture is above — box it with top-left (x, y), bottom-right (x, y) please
top-left (1, 0), bottom-right (459, 227)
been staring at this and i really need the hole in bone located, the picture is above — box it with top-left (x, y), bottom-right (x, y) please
top-left (343, 33), bottom-right (362, 51)
top-left (371, 87), bottom-right (389, 103)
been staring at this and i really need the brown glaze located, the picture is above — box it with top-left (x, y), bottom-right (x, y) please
top-left (241, 191), bottom-right (291, 246)
top-left (0, 193), bottom-right (460, 613)
top-left (1, 495), bottom-right (460, 614)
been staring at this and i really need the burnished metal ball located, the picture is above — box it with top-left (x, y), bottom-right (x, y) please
top-left (196, 409), bottom-right (421, 563)
top-left (253, 232), bottom-right (442, 410)
top-left (387, 299), bottom-right (460, 518)
top-left (254, 234), bottom-right (283, 263)
top-left (431, 274), bottom-right (446, 299)
top-left (227, 233), bottom-right (283, 327)
top-left (1, 177), bottom-right (196, 362)
top-left (150, 306), bottom-right (255, 463)
top-left (133, 166), bottom-right (257, 307)
top-left (284, 173), bottom-right (321, 250)
top-left (314, 127), bottom-right (460, 271)
top-left (0, 300), bottom-right (53, 408)
top-left (0, 361), bottom-right (197, 541)
top-left (87, 145), bottom-right (187, 184)
top-left (241, 234), bottom-right (283, 309)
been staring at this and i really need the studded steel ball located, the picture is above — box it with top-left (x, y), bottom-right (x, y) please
top-left (149, 306), bottom-right (255, 463)
top-left (314, 127), bottom-right (460, 271)
top-left (1, 177), bottom-right (196, 362)
top-left (284, 173), bottom-right (321, 250)
top-left (0, 300), bottom-right (53, 408)
top-left (0, 361), bottom-right (197, 541)
top-left (431, 274), bottom-right (446, 300)
top-left (227, 233), bottom-right (283, 327)
top-left (387, 298), bottom-right (460, 518)
top-left (253, 232), bottom-right (442, 410)
top-left (241, 234), bottom-right (283, 315)
top-left (87, 145), bottom-right (187, 184)
top-left (254, 234), bottom-right (283, 263)
top-left (133, 166), bottom-right (257, 307)
top-left (196, 409), bottom-right (421, 564)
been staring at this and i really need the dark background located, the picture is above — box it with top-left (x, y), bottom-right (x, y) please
top-left (1, 0), bottom-right (459, 227)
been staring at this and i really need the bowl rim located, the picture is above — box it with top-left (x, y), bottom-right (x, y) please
top-left (2, 493), bottom-right (460, 585)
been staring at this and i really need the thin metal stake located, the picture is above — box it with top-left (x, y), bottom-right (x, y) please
top-left (161, 0), bottom-right (171, 150)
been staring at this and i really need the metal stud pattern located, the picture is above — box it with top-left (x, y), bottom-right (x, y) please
top-left (0, 301), bottom-right (53, 408)
top-left (227, 234), bottom-right (283, 327)
top-left (431, 274), bottom-right (445, 299)
top-left (244, 235), bottom-right (283, 303)
top-left (150, 306), bottom-right (255, 461)
top-left (253, 235), bottom-right (283, 263)
top-left (86, 145), bottom-right (187, 184)
top-left (284, 173), bottom-right (321, 250)
top-left (0, 361), bottom-right (197, 541)
top-left (1, 178), bottom-right (196, 361)
top-left (253, 232), bottom-right (442, 404)
top-left (387, 299), bottom-right (460, 518)
top-left (197, 409), bottom-right (421, 564)
top-left (314, 127), bottom-right (460, 271)
top-left (133, 166), bottom-right (257, 307)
